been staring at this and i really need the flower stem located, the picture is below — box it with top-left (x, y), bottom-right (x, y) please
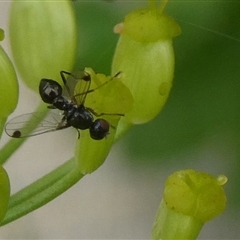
top-left (152, 200), bottom-right (203, 240)
top-left (0, 157), bottom-right (84, 226)
top-left (0, 117), bottom-right (7, 139)
top-left (0, 102), bottom-right (48, 165)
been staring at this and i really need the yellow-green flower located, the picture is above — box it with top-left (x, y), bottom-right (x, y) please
top-left (164, 170), bottom-right (227, 222)
top-left (9, 0), bottom-right (77, 91)
top-left (0, 45), bottom-right (18, 137)
top-left (152, 169), bottom-right (227, 239)
top-left (75, 68), bottom-right (133, 174)
top-left (112, 1), bottom-right (181, 138)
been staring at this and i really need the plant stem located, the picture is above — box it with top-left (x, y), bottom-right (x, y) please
top-left (0, 102), bottom-right (48, 165)
top-left (152, 201), bottom-right (203, 240)
top-left (0, 157), bottom-right (84, 226)
top-left (0, 117), bottom-right (7, 139)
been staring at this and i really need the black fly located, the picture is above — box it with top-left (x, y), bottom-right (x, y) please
top-left (5, 70), bottom-right (123, 140)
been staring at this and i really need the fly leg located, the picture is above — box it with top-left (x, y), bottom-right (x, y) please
top-left (86, 107), bottom-right (124, 117)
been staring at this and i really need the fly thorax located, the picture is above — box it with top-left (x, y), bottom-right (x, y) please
top-left (52, 96), bottom-right (70, 110)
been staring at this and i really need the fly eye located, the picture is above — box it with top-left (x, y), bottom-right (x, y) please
top-left (39, 79), bottom-right (63, 104)
top-left (89, 119), bottom-right (110, 140)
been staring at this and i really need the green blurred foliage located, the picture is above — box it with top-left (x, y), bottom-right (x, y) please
top-left (73, 1), bottom-right (120, 74)
top-left (72, 0), bottom-right (240, 207)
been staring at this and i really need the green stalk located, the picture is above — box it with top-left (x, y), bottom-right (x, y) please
top-left (152, 200), bottom-right (203, 240)
top-left (0, 157), bottom-right (84, 226)
top-left (0, 117), bottom-right (7, 139)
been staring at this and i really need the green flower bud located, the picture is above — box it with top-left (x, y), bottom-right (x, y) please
top-left (164, 169), bottom-right (227, 222)
top-left (112, 2), bottom-right (181, 137)
top-left (0, 165), bottom-right (10, 224)
top-left (75, 68), bottom-right (133, 174)
top-left (9, 0), bottom-right (77, 91)
top-left (0, 45), bottom-right (18, 137)
top-left (152, 169), bottom-right (227, 239)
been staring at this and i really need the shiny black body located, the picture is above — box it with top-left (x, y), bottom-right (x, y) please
top-left (38, 71), bottom-right (110, 140)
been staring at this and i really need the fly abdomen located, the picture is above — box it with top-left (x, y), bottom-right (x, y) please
top-left (68, 106), bottom-right (94, 130)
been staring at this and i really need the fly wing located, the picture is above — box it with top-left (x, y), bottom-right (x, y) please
top-left (73, 73), bottom-right (91, 105)
top-left (5, 112), bottom-right (68, 138)
top-left (61, 70), bottom-right (91, 105)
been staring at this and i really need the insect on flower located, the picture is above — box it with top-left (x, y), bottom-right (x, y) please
top-left (5, 70), bottom-right (124, 140)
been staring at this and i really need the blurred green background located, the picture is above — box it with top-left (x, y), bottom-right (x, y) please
top-left (1, 0), bottom-right (239, 238)
top-left (73, 0), bottom-right (240, 211)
